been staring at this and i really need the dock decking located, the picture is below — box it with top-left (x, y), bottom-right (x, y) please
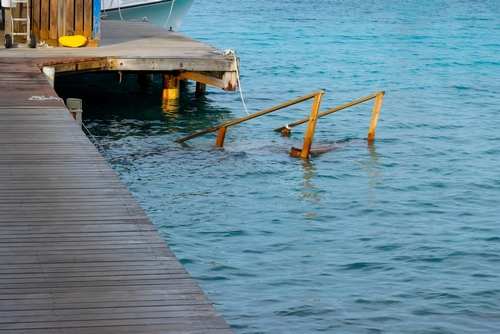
top-left (0, 21), bottom-right (233, 333)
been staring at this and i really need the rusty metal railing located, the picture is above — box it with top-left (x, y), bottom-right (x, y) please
top-left (175, 91), bottom-right (324, 147)
top-left (175, 90), bottom-right (385, 160)
top-left (275, 91), bottom-right (385, 158)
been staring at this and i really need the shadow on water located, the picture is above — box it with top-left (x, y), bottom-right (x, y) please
top-left (54, 72), bottom-right (235, 140)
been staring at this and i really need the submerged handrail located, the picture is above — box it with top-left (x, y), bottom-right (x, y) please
top-left (175, 90), bottom-right (324, 147)
top-left (276, 91), bottom-right (385, 158)
top-left (175, 90), bottom-right (385, 160)
top-left (274, 91), bottom-right (385, 134)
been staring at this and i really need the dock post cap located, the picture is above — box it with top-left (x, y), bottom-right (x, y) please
top-left (66, 98), bottom-right (83, 125)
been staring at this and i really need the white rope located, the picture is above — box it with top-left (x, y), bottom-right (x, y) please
top-left (222, 49), bottom-right (249, 116)
top-left (81, 122), bottom-right (107, 153)
top-left (28, 96), bottom-right (63, 102)
top-left (36, 40), bottom-right (53, 49)
top-left (118, 1), bottom-right (124, 20)
top-left (101, 0), bottom-right (124, 20)
top-left (163, 0), bottom-right (176, 29)
top-left (26, 93), bottom-right (114, 159)
top-left (127, 17), bottom-right (149, 22)
top-left (101, 1), bottom-right (149, 22)
top-left (101, 0), bottom-right (107, 19)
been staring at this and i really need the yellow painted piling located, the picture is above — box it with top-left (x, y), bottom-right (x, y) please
top-left (162, 74), bottom-right (180, 100)
top-left (162, 74), bottom-right (180, 112)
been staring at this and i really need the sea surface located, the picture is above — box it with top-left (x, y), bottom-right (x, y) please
top-left (55, 1), bottom-right (500, 333)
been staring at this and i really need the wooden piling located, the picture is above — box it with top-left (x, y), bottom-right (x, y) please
top-left (162, 74), bottom-right (180, 100)
top-left (196, 82), bottom-right (207, 96)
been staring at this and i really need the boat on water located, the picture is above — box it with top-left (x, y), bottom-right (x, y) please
top-left (101, 0), bottom-right (194, 31)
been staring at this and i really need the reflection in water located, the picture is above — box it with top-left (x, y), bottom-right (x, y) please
top-left (161, 99), bottom-right (180, 114)
top-left (300, 161), bottom-right (322, 203)
top-left (362, 143), bottom-right (383, 202)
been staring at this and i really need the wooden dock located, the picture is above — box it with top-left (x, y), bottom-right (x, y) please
top-left (0, 21), bottom-right (233, 333)
top-left (1, 20), bottom-right (239, 92)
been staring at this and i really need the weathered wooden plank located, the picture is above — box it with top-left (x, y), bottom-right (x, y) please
top-left (0, 316), bottom-right (229, 330)
top-left (0, 327), bottom-right (233, 334)
top-left (0, 328), bottom-right (233, 334)
top-left (1, 303), bottom-right (219, 316)
top-left (0, 287), bottom-right (204, 300)
top-left (0, 298), bottom-right (210, 311)
top-left (83, 0), bottom-right (92, 37)
top-left (49, 0), bottom-right (58, 40)
top-left (0, 274), bottom-right (191, 286)
top-left (0, 260), bottom-right (184, 271)
top-left (31, 0), bottom-right (41, 37)
top-left (74, 0), bottom-right (84, 35)
top-left (65, 0), bottom-right (75, 33)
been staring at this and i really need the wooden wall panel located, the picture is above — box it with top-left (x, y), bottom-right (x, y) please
top-left (49, 0), bottom-right (58, 40)
top-left (65, 0), bottom-right (75, 34)
top-left (31, 0), bottom-right (98, 46)
top-left (74, 0), bottom-right (84, 35)
top-left (83, 0), bottom-right (92, 38)
top-left (32, 0), bottom-right (41, 37)
top-left (40, 0), bottom-right (49, 39)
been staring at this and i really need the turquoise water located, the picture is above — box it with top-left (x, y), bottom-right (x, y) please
top-left (55, 0), bottom-right (500, 333)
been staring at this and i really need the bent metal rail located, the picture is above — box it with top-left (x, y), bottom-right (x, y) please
top-left (175, 90), bottom-right (385, 159)
top-left (279, 91), bottom-right (385, 158)
top-left (175, 91), bottom-right (324, 147)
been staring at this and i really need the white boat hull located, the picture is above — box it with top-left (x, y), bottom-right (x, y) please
top-left (101, 0), bottom-right (194, 31)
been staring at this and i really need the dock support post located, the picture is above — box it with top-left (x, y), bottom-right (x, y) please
top-left (162, 74), bottom-right (179, 112)
top-left (43, 67), bottom-right (56, 87)
top-left (367, 92), bottom-right (385, 141)
top-left (196, 82), bottom-right (206, 96)
top-left (66, 98), bottom-right (83, 126)
top-left (162, 74), bottom-right (179, 100)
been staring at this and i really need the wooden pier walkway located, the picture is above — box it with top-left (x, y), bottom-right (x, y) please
top-left (1, 20), bottom-right (239, 91)
top-left (0, 22), bottom-right (233, 333)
